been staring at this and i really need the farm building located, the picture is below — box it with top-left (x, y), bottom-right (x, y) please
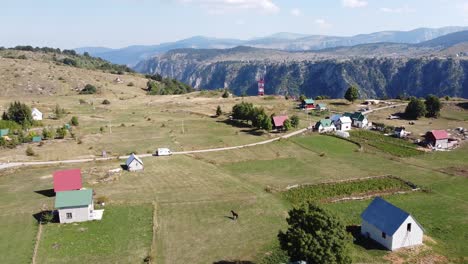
top-left (53, 169), bottom-right (82, 192)
top-left (315, 119), bottom-right (336, 133)
top-left (31, 108), bottom-right (43, 121)
top-left (347, 112), bottom-right (369, 128)
top-left (126, 153), bottom-right (144, 171)
top-left (55, 189), bottom-right (104, 223)
top-left (316, 103), bottom-right (328, 111)
top-left (301, 99), bottom-right (315, 109)
top-left (394, 127), bottom-right (409, 138)
top-left (272, 115), bottom-right (289, 130)
top-left (0, 128), bottom-right (9, 137)
top-left (330, 114), bottom-right (341, 124)
top-left (336, 116), bottom-right (352, 131)
top-left (361, 197), bottom-right (424, 251)
top-left (425, 130), bottom-right (449, 149)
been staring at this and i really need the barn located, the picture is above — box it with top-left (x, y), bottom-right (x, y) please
top-left (126, 153), bottom-right (144, 171)
top-left (31, 108), bottom-right (43, 121)
top-left (272, 115), bottom-right (289, 130)
top-left (425, 130), bottom-right (449, 149)
top-left (53, 169), bottom-right (82, 192)
top-left (301, 99), bottom-right (315, 109)
top-left (55, 189), bottom-right (103, 223)
top-left (361, 197), bottom-right (424, 251)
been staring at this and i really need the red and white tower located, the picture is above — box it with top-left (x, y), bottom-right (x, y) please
top-left (258, 66), bottom-right (266, 96)
top-left (258, 78), bottom-right (265, 96)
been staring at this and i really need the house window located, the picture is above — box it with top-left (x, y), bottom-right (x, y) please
top-left (66, 213), bottom-right (72, 219)
top-left (382, 232), bottom-right (386, 239)
top-left (407, 223), bottom-right (412, 232)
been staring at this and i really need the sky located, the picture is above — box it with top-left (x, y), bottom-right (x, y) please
top-left (1, 0), bottom-right (468, 49)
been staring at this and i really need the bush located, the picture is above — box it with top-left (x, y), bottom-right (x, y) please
top-left (42, 127), bottom-right (54, 140)
top-left (26, 146), bottom-right (35, 156)
top-left (405, 97), bottom-right (427, 120)
top-left (54, 104), bottom-right (66, 119)
top-left (3, 101), bottom-right (33, 127)
top-left (290, 115), bottom-right (300, 128)
top-left (70, 116), bottom-right (79, 126)
top-left (127, 82), bottom-right (134, 87)
top-left (344, 86), bottom-right (359, 102)
top-left (102, 99), bottom-right (111, 105)
top-left (278, 203), bottom-right (351, 263)
top-left (222, 89), bottom-right (230, 98)
top-left (216, 105), bottom-right (222, 116)
top-left (80, 84), bottom-right (97, 94)
top-left (425, 94), bottom-right (441, 118)
top-left (79, 99), bottom-right (87, 104)
top-left (55, 126), bottom-right (67, 139)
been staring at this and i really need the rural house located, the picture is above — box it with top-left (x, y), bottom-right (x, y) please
top-left (316, 103), bottom-right (328, 111)
top-left (126, 153), bottom-right (144, 171)
top-left (330, 114), bottom-right (342, 124)
top-left (336, 116), bottom-right (352, 131)
top-left (315, 119), bottom-right (336, 133)
top-left (31, 108), bottom-right (43, 121)
top-left (53, 169), bottom-right (83, 192)
top-left (348, 112), bottom-right (369, 128)
top-left (301, 99), bottom-right (315, 109)
top-left (425, 130), bottom-right (449, 149)
top-left (55, 189), bottom-right (104, 223)
top-left (272, 115), bottom-right (289, 130)
top-left (361, 197), bottom-right (424, 251)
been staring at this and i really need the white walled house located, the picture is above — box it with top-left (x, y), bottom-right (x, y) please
top-left (126, 153), bottom-right (144, 171)
top-left (31, 108), bottom-right (43, 121)
top-left (315, 119), bottom-right (336, 133)
top-left (55, 189), bottom-right (103, 223)
top-left (336, 116), bottom-right (352, 131)
top-left (361, 197), bottom-right (424, 251)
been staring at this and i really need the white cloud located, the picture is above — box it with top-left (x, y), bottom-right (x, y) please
top-left (178, 0), bottom-right (280, 14)
top-left (315, 18), bottom-right (332, 30)
top-left (379, 5), bottom-right (415, 14)
top-left (235, 19), bottom-right (246, 25)
top-left (290, 8), bottom-right (302, 17)
top-left (342, 0), bottom-right (367, 8)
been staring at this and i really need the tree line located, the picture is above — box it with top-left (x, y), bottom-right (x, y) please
top-left (146, 74), bottom-right (194, 95)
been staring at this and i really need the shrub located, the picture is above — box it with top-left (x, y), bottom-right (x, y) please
top-left (53, 104), bottom-right (66, 119)
top-left (290, 115), bottom-right (300, 128)
top-left (405, 97), bottom-right (427, 120)
top-left (344, 86), bottom-right (359, 102)
top-left (102, 99), bottom-right (111, 105)
top-left (216, 105), bottom-right (222, 116)
top-left (26, 146), bottom-right (35, 156)
top-left (278, 203), bottom-right (351, 263)
top-left (80, 84), bottom-right (97, 94)
top-left (70, 116), bottom-right (79, 126)
top-left (222, 89), bottom-right (230, 98)
top-left (55, 126), bottom-right (67, 139)
top-left (127, 82), bottom-right (134, 87)
top-left (79, 99), bottom-right (87, 104)
top-left (3, 101), bottom-right (33, 127)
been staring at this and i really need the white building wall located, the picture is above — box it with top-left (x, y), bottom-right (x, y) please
top-left (361, 220), bottom-right (393, 250)
top-left (338, 122), bottom-right (352, 131)
top-left (128, 160), bottom-right (143, 171)
top-left (355, 119), bottom-right (368, 128)
top-left (32, 110), bottom-right (43, 121)
top-left (435, 139), bottom-right (449, 149)
top-left (390, 216), bottom-right (424, 250)
top-left (58, 203), bottom-right (94, 224)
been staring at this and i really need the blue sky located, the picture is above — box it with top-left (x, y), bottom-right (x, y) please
top-left (1, 0), bottom-right (467, 49)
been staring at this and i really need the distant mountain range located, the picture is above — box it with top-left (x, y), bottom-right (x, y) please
top-left (76, 26), bottom-right (468, 66)
top-left (134, 31), bottom-right (468, 99)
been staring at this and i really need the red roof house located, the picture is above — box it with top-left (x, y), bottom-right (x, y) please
top-left (426, 130), bottom-right (449, 149)
top-left (53, 169), bottom-right (83, 192)
top-left (273, 115), bottom-right (289, 129)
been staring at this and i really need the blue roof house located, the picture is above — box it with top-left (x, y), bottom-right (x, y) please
top-left (361, 197), bottom-right (424, 250)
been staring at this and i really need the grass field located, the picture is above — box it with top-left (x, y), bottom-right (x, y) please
top-left (1, 55), bottom-right (467, 263)
top-left (36, 205), bottom-right (153, 263)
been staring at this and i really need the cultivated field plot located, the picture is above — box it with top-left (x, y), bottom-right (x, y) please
top-left (36, 205), bottom-right (153, 264)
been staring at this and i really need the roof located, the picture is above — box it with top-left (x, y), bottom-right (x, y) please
top-left (343, 112), bottom-right (353, 117)
top-left (428, 130), bottom-right (449, 140)
top-left (361, 197), bottom-right (411, 236)
top-left (395, 127), bottom-right (405, 132)
top-left (32, 108), bottom-right (42, 114)
top-left (317, 103), bottom-right (327, 108)
top-left (53, 169), bottom-right (82, 192)
top-left (315, 119), bottom-right (333, 128)
top-left (330, 114), bottom-right (342, 122)
top-left (126, 153), bottom-right (143, 166)
top-left (55, 189), bottom-right (93, 208)
top-left (272, 115), bottom-right (288, 127)
top-left (303, 99), bottom-right (315, 104)
top-left (339, 116), bottom-right (352, 123)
